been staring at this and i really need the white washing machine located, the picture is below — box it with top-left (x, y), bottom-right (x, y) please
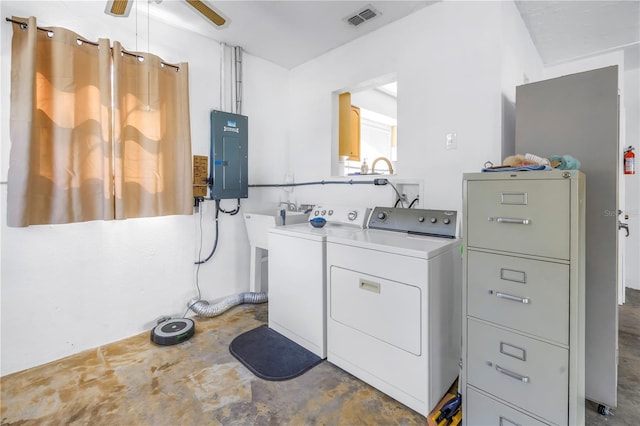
top-left (326, 207), bottom-right (461, 416)
top-left (267, 205), bottom-right (370, 358)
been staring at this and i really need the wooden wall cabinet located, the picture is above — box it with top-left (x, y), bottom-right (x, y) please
top-left (339, 92), bottom-right (360, 161)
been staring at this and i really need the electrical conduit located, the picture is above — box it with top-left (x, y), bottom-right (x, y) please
top-left (189, 44), bottom-right (264, 318)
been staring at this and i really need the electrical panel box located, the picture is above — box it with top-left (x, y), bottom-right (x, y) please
top-left (209, 110), bottom-right (248, 200)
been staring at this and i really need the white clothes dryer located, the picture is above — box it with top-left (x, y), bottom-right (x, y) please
top-left (326, 207), bottom-right (461, 416)
top-left (267, 205), bottom-right (370, 358)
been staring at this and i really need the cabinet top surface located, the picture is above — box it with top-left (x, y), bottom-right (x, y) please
top-left (463, 170), bottom-right (584, 181)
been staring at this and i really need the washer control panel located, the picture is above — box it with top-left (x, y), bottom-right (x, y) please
top-left (310, 205), bottom-right (370, 228)
top-left (368, 207), bottom-right (457, 238)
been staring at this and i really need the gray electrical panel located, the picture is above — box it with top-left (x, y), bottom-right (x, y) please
top-left (209, 110), bottom-right (248, 200)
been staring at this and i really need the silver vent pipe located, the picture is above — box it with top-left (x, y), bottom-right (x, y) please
top-left (188, 292), bottom-right (267, 317)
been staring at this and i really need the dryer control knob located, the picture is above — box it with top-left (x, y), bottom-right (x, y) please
top-left (430, 217), bottom-right (437, 223)
top-left (321, 210), bottom-right (327, 216)
top-left (328, 210), bottom-right (334, 216)
top-left (418, 216), bottom-right (425, 222)
top-left (443, 218), bottom-right (451, 225)
top-left (377, 212), bottom-right (387, 220)
top-left (348, 211), bottom-right (358, 221)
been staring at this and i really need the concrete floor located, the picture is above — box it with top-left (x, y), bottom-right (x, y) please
top-left (1, 289), bottom-right (639, 425)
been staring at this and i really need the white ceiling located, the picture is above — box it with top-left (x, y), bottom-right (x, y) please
top-left (514, 1), bottom-right (640, 69)
top-left (147, 0), bottom-right (640, 70)
top-left (145, 0), bottom-right (435, 69)
top-left (13, 1), bottom-right (640, 70)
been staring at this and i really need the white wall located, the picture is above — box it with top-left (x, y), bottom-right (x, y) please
top-left (544, 52), bottom-right (640, 295)
top-left (623, 67), bottom-right (639, 290)
top-left (0, 1), bottom-right (289, 375)
top-left (500, 1), bottom-right (545, 157)
top-left (0, 0), bottom-right (543, 375)
top-left (286, 1), bottom-right (543, 214)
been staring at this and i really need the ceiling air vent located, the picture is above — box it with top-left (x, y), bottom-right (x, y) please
top-left (344, 5), bottom-right (380, 27)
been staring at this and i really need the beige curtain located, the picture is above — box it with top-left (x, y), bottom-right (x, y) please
top-left (8, 17), bottom-right (113, 227)
top-left (112, 42), bottom-right (192, 219)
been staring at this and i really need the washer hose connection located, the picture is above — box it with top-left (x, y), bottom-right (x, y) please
top-left (188, 292), bottom-right (268, 317)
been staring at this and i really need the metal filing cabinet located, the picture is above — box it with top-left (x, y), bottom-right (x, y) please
top-left (461, 171), bottom-right (585, 426)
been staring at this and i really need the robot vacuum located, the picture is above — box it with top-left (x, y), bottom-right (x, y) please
top-left (150, 318), bottom-right (195, 346)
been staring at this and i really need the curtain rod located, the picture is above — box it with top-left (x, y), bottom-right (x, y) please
top-left (5, 17), bottom-right (180, 71)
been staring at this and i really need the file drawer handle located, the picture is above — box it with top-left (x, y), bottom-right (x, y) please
top-left (489, 217), bottom-right (531, 225)
top-left (495, 291), bottom-right (530, 304)
top-left (495, 364), bottom-right (529, 383)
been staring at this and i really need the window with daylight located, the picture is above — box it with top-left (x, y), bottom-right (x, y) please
top-left (7, 16), bottom-right (192, 227)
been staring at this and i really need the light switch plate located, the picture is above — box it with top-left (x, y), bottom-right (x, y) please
top-left (446, 132), bottom-right (457, 150)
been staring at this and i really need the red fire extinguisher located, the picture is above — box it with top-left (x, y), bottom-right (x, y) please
top-left (624, 146), bottom-right (635, 175)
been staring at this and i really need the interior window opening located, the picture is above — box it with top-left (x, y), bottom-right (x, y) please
top-left (337, 78), bottom-right (397, 176)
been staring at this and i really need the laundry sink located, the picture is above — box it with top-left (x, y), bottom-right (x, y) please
top-left (243, 209), bottom-right (309, 250)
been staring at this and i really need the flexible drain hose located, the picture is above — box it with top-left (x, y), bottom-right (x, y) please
top-left (187, 292), bottom-right (268, 317)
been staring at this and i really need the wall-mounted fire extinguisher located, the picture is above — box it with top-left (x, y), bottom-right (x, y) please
top-left (624, 146), bottom-right (635, 175)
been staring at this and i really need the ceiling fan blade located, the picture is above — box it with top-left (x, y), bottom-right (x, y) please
top-left (185, 0), bottom-right (227, 27)
top-left (105, 0), bottom-right (133, 17)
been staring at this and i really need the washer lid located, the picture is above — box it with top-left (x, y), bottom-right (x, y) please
top-left (269, 222), bottom-right (327, 241)
top-left (269, 222), bottom-right (366, 241)
top-left (327, 229), bottom-right (460, 260)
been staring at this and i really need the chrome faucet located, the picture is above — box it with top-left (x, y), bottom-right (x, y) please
top-left (279, 201), bottom-right (297, 211)
top-left (371, 157), bottom-right (394, 174)
top-left (298, 203), bottom-right (314, 214)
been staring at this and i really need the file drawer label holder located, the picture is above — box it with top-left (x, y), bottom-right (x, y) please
top-left (500, 341), bottom-right (527, 361)
top-left (500, 268), bottom-right (527, 284)
top-left (500, 416), bottom-right (522, 426)
top-left (500, 192), bottom-right (528, 205)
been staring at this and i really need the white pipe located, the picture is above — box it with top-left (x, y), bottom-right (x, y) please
top-left (234, 46), bottom-right (243, 114)
top-left (231, 46), bottom-right (237, 114)
top-left (188, 292), bottom-right (267, 317)
top-left (219, 42), bottom-right (225, 111)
